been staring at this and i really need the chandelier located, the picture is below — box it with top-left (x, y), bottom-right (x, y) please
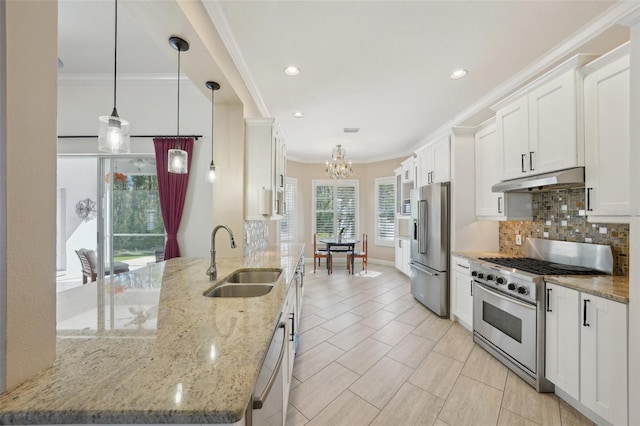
top-left (325, 145), bottom-right (353, 179)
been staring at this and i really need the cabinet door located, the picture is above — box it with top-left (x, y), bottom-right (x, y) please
top-left (432, 136), bottom-right (450, 183)
top-left (528, 71), bottom-right (578, 175)
top-left (401, 158), bottom-right (414, 183)
top-left (401, 240), bottom-right (411, 276)
top-left (580, 293), bottom-right (628, 426)
top-left (417, 147), bottom-right (433, 187)
top-left (475, 124), bottom-right (503, 217)
top-left (545, 283), bottom-right (580, 400)
top-left (496, 96), bottom-right (529, 180)
top-left (451, 257), bottom-right (472, 331)
top-left (394, 238), bottom-right (403, 271)
top-left (584, 55), bottom-right (630, 219)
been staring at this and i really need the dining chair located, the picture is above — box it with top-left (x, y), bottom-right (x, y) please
top-left (313, 233), bottom-right (330, 273)
top-left (347, 233), bottom-right (368, 274)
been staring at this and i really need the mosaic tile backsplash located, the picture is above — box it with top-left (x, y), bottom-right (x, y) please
top-left (243, 220), bottom-right (269, 256)
top-left (499, 189), bottom-right (629, 275)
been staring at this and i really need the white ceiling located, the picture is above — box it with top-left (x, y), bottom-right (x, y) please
top-left (58, 0), bottom-right (630, 164)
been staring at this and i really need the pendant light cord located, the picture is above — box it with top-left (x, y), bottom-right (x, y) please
top-left (211, 87), bottom-right (215, 164)
top-left (113, 0), bottom-right (118, 111)
top-left (177, 49), bottom-right (181, 139)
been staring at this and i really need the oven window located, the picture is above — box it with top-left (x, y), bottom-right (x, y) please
top-left (482, 301), bottom-right (522, 343)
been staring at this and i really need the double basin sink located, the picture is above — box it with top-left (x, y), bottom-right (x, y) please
top-left (203, 268), bottom-right (283, 298)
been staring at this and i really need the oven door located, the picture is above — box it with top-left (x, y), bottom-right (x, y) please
top-left (473, 282), bottom-right (537, 374)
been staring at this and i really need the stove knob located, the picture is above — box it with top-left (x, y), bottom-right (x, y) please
top-left (486, 274), bottom-right (495, 281)
top-left (471, 270), bottom-right (478, 277)
top-left (477, 272), bottom-right (485, 279)
top-left (517, 286), bottom-right (529, 295)
top-left (496, 277), bottom-right (505, 285)
top-left (507, 283), bottom-right (517, 291)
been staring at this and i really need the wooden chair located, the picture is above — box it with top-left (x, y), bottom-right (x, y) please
top-left (75, 248), bottom-right (130, 284)
top-left (348, 234), bottom-right (368, 274)
top-left (313, 233), bottom-right (330, 273)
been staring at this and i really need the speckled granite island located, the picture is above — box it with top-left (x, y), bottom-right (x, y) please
top-left (0, 244), bottom-right (304, 425)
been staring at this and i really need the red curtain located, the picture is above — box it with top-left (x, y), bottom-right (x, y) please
top-left (153, 137), bottom-right (194, 260)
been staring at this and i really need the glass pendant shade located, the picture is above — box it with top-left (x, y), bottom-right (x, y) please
top-left (207, 161), bottom-right (216, 183)
top-left (98, 109), bottom-right (130, 153)
top-left (168, 148), bottom-right (188, 174)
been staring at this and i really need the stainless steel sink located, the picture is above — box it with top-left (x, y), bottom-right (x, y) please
top-left (225, 268), bottom-right (282, 284)
top-left (204, 283), bottom-right (274, 298)
top-left (203, 268), bottom-right (283, 298)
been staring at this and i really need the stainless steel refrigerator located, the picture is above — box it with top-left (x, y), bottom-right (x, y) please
top-left (409, 182), bottom-right (450, 317)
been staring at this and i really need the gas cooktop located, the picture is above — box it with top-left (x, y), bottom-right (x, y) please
top-left (478, 257), bottom-right (607, 276)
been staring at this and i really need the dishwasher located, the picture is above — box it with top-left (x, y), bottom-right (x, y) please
top-left (245, 314), bottom-right (287, 426)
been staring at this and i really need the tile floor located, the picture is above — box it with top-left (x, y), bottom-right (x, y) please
top-left (287, 261), bottom-right (594, 426)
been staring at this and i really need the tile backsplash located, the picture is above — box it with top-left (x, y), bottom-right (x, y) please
top-left (243, 220), bottom-right (269, 256)
top-left (499, 189), bottom-right (629, 275)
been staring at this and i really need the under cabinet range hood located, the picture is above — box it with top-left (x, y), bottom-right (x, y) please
top-left (492, 167), bottom-right (585, 193)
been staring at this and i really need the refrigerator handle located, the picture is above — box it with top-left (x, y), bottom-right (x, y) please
top-left (418, 200), bottom-right (428, 254)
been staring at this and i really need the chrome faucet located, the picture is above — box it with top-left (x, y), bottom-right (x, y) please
top-left (206, 225), bottom-right (237, 280)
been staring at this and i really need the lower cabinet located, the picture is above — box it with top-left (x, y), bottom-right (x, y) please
top-left (395, 237), bottom-right (410, 276)
top-left (545, 282), bottom-right (628, 425)
top-left (451, 256), bottom-right (473, 331)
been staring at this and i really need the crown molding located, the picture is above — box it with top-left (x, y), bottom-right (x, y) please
top-left (57, 73), bottom-right (187, 85)
top-left (202, 1), bottom-right (270, 118)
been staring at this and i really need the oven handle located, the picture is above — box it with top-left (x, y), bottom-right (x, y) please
top-left (474, 281), bottom-right (536, 311)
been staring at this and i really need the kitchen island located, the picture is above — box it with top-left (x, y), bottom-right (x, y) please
top-left (0, 244), bottom-right (304, 425)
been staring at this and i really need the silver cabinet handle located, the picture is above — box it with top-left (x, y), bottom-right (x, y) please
top-left (456, 263), bottom-right (469, 269)
top-left (498, 196), bottom-right (502, 214)
top-left (253, 321), bottom-right (287, 409)
top-left (521, 154), bottom-right (526, 173)
top-left (583, 299), bottom-right (590, 327)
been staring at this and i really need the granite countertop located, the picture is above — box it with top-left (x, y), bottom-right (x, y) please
top-left (0, 244), bottom-right (305, 425)
top-left (452, 251), bottom-right (629, 304)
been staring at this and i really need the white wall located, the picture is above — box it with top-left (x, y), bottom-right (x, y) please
top-left (627, 18), bottom-right (640, 426)
top-left (4, 0), bottom-right (58, 391)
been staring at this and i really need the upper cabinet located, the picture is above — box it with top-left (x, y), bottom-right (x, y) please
top-left (396, 157), bottom-right (416, 216)
top-left (245, 118), bottom-right (286, 220)
top-left (475, 121), bottom-right (532, 220)
top-left (582, 45), bottom-right (630, 222)
top-left (401, 156), bottom-right (415, 183)
top-left (417, 135), bottom-right (450, 187)
top-left (493, 55), bottom-right (595, 181)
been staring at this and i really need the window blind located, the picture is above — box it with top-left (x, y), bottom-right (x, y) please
top-left (280, 178), bottom-right (297, 242)
top-left (376, 177), bottom-right (396, 245)
top-left (313, 180), bottom-right (358, 239)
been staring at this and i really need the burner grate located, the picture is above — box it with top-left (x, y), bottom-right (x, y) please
top-left (479, 257), bottom-right (607, 276)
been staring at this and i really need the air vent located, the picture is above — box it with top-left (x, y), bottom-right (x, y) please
top-left (343, 128), bottom-right (360, 133)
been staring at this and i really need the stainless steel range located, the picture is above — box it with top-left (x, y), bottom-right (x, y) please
top-left (470, 238), bottom-right (612, 393)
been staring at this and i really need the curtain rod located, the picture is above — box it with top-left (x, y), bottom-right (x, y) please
top-left (58, 135), bottom-right (203, 140)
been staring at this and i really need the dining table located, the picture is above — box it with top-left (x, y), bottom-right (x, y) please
top-left (319, 237), bottom-right (360, 274)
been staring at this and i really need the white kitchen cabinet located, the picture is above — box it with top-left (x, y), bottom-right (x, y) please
top-left (493, 55), bottom-right (593, 181)
top-left (394, 237), bottom-right (410, 276)
top-left (583, 47), bottom-right (630, 222)
top-left (545, 282), bottom-right (580, 400)
top-left (245, 118), bottom-right (286, 220)
top-left (417, 135), bottom-right (450, 186)
top-left (475, 122), bottom-right (533, 220)
top-left (451, 256), bottom-right (472, 331)
top-left (580, 292), bottom-right (628, 426)
top-left (545, 282), bottom-right (628, 425)
top-left (401, 156), bottom-right (415, 183)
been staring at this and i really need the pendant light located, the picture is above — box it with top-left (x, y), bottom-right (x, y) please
top-left (98, 0), bottom-right (130, 153)
top-left (168, 36), bottom-right (189, 174)
top-left (205, 81), bottom-right (220, 183)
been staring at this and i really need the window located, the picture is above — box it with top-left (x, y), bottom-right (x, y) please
top-left (280, 177), bottom-right (297, 242)
top-left (375, 177), bottom-right (395, 246)
top-left (312, 179), bottom-right (358, 238)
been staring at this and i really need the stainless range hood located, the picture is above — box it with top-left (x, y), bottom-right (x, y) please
top-left (492, 167), bottom-right (585, 193)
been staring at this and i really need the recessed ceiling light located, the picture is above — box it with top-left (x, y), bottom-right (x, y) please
top-left (293, 112), bottom-right (304, 118)
top-left (450, 69), bottom-right (468, 80)
top-left (284, 66), bottom-right (300, 76)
